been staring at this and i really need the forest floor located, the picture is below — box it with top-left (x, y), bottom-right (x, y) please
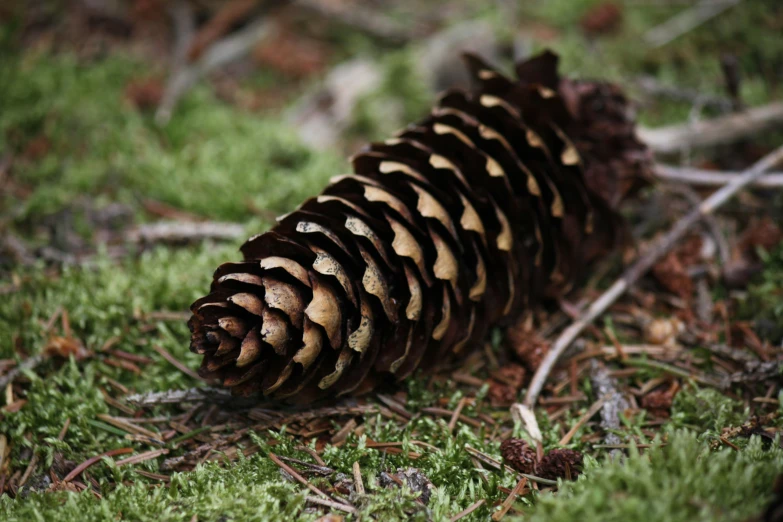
top-left (1, 1), bottom-right (782, 520)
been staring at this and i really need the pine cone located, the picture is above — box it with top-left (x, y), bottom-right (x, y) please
top-left (537, 448), bottom-right (584, 481)
top-left (188, 50), bottom-right (651, 403)
top-left (500, 438), bottom-right (538, 474)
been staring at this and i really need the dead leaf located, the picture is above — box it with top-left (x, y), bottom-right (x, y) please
top-left (44, 336), bottom-right (90, 361)
top-left (580, 2), bottom-right (623, 36)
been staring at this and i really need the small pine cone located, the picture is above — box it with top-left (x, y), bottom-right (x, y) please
top-left (188, 50), bottom-right (651, 403)
top-left (537, 448), bottom-right (583, 481)
top-left (500, 438), bottom-right (538, 474)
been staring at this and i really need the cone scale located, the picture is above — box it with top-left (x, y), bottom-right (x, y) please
top-left (188, 51), bottom-right (651, 403)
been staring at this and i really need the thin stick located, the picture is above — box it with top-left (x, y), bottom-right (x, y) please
top-left (0, 354), bottom-right (44, 390)
top-left (19, 448), bottom-right (39, 488)
top-left (130, 221), bottom-right (245, 244)
top-left (352, 461), bottom-right (365, 495)
top-left (655, 164), bottom-right (783, 188)
top-left (638, 102), bottom-right (783, 154)
top-left (491, 476), bottom-right (528, 521)
top-left (558, 396), bottom-right (608, 446)
top-left (644, 0), bottom-right (742, 48)
top-left (156, 17), bottom-right (271, 124)
top-left (63, 448), bottom-right (134, 482)
top-left (116, 449), bottom-right (170, 467)
top-left (0, 435), bottom-right (6, 472)
top-left (305, 495), bottom-right (358, 514)
top-left (448, 397), bottom-right (468, 433)
top-left (450, 499), bottom-right (486, 522)
top-left (295, 445), bottom-right (326, 467)
top-left (151, 345), bottom-right (203, 381)
top-left (125, 387), bottom-right (236, 407)
top-left (623, 358), bottom-right (724, 388)
top-left (524, 145), bottom-right (783, 407)
top-left (268, 452), bottom-right (330, 499)
top-left (96, 414), bottom-right (159, 439)
top-left (58, 418), bottom-right (71, 441)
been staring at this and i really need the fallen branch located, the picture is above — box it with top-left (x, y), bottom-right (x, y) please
top-left (638, 102), bottom-right (783, 154)
top-left (634, 75), bottom-right (733, 113)
top-left (0, 354), bottom-right (44, 390)
top-left (125, 387), bottom-right (235, 407)
top-left (655, 164), bottom-right (783, 188)
top-left (187, 0), bottom-right (261, 61)
top-left (63, 448), bottom-right (133, 482)
top-left (129, 221), bottom-right (245, 244)
top-left (726, 359), bottom-right (783, 386)
top-left (305, 495), bottom-right (358, 515)
top-left (156, 17), bottom-right (272, 125)
top-left (524, 144), bottom-right (783, 407)
top-left (644, 0), bottom-right (742, 48)
top-left (294, 0), bottom-right (418, 44)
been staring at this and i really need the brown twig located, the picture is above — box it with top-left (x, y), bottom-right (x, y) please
top-left (353, 461), bottom-right (365, 495)
top-left (156, 15), bottom-right (271, 124)
top-left (305, 495), bottom-right (358, 514)
top-left (558, 396), bottom-right (609, 446)
top-left (450, 499), bottom-right (486, 521)
top-left (151, 345), bottom-right (202, 381)
top-left (448, 397), bottom-right (469, 433)
top-left (115, 449), bottom-right (170, 467)
top-left (63, 448), bottom-right (134, 482)
top-left (18, 448), bottom-right (39, 488)
top-left (295, 445), bottom-right (326, 467)
top-left (491, 476), bottom-right (528, 521)
top-left (524, 145), bottom-right (783, 407)
top-left (268, 452), bottom-right (330, 499)
top-left (187, 0), bottom-right (260, 61)
top-left (96, 414), bottom-right (159, 439)
top-left (58, 419), bottom-right (71, 441)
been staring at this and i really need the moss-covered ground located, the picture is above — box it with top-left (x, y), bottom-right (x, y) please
top-left (1, 1), bottom-right (782, 520)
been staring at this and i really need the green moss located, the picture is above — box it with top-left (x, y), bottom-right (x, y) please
top-left (519, 431), bottom-right (782, 522)
top-left (669, 387), bottom-right (749, 435)
top-left (1, 452), bottom-right (310, 522)
top-left (0, 245), bottom-right (233, 361)
top-left (1, 52), bottom-right (344, 225)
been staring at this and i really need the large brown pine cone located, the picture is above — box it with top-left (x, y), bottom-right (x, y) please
top-left (188, 50), bottom-right (652, 403)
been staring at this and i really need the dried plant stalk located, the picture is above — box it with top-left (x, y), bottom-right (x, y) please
top-left (188, 51), bottom-right (651, 403)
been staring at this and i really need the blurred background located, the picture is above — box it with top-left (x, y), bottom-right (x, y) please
top-left (1, 0), bottom-right (781, 267)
